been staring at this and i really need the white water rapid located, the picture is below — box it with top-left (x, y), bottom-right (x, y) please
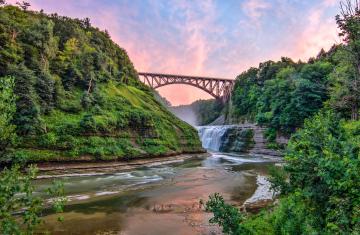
top-left (197, 125), bottom-right (234, 151)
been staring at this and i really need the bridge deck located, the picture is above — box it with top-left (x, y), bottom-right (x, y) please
top-left (138, 72), bottom-right (234, 82)
top-left (137, 72), bottom-right (235, 102)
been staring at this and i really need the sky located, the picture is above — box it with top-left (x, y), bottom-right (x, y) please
top-left (9, 0), bottom-right (341, 105)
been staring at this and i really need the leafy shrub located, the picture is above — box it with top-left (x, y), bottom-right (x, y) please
top-left (79, 114), bottom-right (97, 133)
top-left (264, 127), bottom-right (276, 142)
top-left (205, 193), bottom-right (248, 235)
top-left (0, 165), bottom-right (66, 234)
top-left (38, 132), bottom-right (58, 148)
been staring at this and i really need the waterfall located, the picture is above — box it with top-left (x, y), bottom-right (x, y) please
top-left (197, 125), bottom-right (233, 151)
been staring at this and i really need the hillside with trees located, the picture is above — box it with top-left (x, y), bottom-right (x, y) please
top-left (231, 55), bottom-right (335, 141)
top-left (205, 1), bottom-right (360, 234)
top-left (229, 10), bottom-right (359, 141)
top-left (171, 99), bottom-right (224, 126)
top-left (0, 4), bottom-right (202, 164)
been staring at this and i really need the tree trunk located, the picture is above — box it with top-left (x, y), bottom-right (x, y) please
top-left (11, 30), bottom-right (17, 42)
top-left (352, 104), bottom-right (359, 120)
top-left (87, 76), bottom-right (93, 95)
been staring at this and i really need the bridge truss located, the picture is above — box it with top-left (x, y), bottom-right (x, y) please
top-left (138, 72), bottom-right (235, 102)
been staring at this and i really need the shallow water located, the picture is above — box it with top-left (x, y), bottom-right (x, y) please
top-left (35, 153), bottom-right (281, 234)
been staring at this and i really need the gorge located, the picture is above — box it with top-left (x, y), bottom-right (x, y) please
top-left (1, 1), bottom-right (359, 234)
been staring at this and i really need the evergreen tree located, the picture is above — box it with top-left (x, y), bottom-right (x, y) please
top-left (7, 64), bottom-right (40, 135)
top-left (35, 71), bottom-right (55, 114)
top-left (0, 76), bottom-right (16, 156)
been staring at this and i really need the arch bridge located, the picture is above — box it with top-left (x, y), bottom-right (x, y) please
top-left (138, 72), bottom-right (235, 102)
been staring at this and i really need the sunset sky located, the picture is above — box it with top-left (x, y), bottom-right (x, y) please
top-left (10, 0), bottom-right (341, 105)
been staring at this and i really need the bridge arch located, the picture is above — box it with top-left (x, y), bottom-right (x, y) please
top-left (138, 72), bottom-right (235, 102)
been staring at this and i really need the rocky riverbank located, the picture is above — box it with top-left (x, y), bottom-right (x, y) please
top-left (242, 175), bottom-right (277, 213)
top-left (34, 153), bottom-right (209, 178)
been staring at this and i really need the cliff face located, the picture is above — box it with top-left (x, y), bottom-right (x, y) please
top-left (218, 125), bottom-right (283, 156)
top-left (0, 6), bottom-right (203, 163)
top-left (198, 125), bottom-right (281, 156)
top-left (219, 127), bottom-right (254, 153)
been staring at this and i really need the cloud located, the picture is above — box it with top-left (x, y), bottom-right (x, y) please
top-left (112, 0), bottom-right (222, 104)
top-left (241, 0), bottom-right (271, 26)
top-left (323, 0), bottom-right (339, 7)
top-left (272, 1), bottom-right (340, 61)
top-left (5, 0), bottom-right (342, 105)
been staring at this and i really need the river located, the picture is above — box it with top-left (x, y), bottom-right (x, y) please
top-left (35, 126), bottom-right (281, 234)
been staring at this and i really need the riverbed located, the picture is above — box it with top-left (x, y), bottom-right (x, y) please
top-left (34, 152), bottom-right (281, 234)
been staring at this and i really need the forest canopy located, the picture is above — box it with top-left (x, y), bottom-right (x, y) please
top-left (0, 4), bottom-right (202, 164)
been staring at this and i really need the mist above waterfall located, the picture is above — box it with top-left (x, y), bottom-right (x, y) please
top-left (169, 105), bottom-right (198, 126)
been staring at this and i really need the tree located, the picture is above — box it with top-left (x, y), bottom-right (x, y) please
top-left (0, 76), bottom-right (16, 156)
top-left (7, 64), bottom-right (40, 135)
top-left (205, 193), bottom-right (248, 235)
top-left (23, 18), bottom-right (58, 71)
top-left (82, 17), bottom-right (91, 29)
top-left (0, 165), bottom-right (66, 234)
top-left (0, 0), bottom-right (6, 6)
top-left (285, 62), bottom-right (332, 129)
top-left (256, 67), bottom-right (296, 133)
top-left (232, 67), bottom-right (260, 119)
top-left (329, 48), bottom-right (360, 119)
top-left (16, 1), bottom-right (30, 10)
top-left (36, 71), bottom-right (56, 114)
top-left (335, 0), bottom-right (360, 120)
top-left (280, 111), bottom-right (360, 233)
top-left (79, 114), bottom-right (97, 132)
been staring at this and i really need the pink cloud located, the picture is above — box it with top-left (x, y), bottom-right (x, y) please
top-left (113, 0), bottom-right (221, 104)
top-left (4, 0), bottom-right (342, 105)
top-left (270, 2), bottom-right (340, 62)
top-left (241, 0), bottom-right (271, 26)
top-left (323, 0), bottom-right (339, 7)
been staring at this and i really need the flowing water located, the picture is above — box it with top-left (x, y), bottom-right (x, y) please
top-left (197, 126), bottom-right (235, 151)
top-left (35, 126), bottom-right (281, 234)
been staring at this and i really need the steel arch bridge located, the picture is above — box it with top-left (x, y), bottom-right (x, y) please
top-left (138, 72), bottom-right (235, 102)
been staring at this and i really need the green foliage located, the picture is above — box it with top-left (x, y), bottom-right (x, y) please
top-left (281, 111), bottom-right (360, 233)
top-left (206, 112), bottom-right (360, 234)
top-left (0, 4), bottom-right (140, 132)
top-left (79, 114), bottom-right (97, 133)
top-left (35, 71), bottom-right (56, 114)
top-left (206, 193), bottom-right (248, 235)
top-left (0, 6), bottom-right (202, 163)
top-left (232, 58), bottom-right (333, 136)
top-left (219, 128), bottom-right (254, 153)
top-left (0, 76), bottom-right (17, 156)
top-left (174, 99), bottom-right (224, 126)
top-left (7, 64), bottom-right (40, 135)
top-left (328, 46), bottom-right (360, 120)
top-left (0, 165), bottom-right (66, 234)
top-left (207, 3), bottom-right (360, 234)
top-left (194, 99), bottom-right (224, 125)
top-left (335, 1), bottom-right (360, 120)
top-left (264, 128), bottom-right (276, 142)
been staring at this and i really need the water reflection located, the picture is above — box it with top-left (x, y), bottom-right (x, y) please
top-left (36, 153), bottom-right (280, 234)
